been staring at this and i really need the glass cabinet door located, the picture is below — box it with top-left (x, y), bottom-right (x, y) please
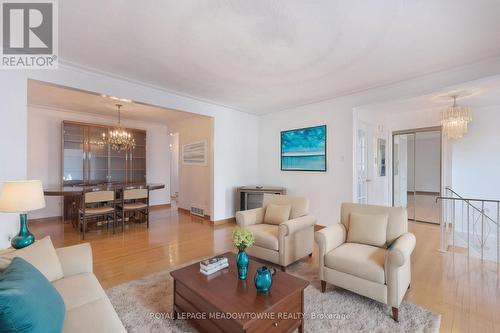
top-left (63, 122), bottom-right (146, 185)
top-left (109, 147), bottom-right (127, 183)
top-left (63, 123), bottom-right (85, 185)
top-left (129, 131), bottom-right (146, 183)
top-left (88, 126), bottom-right (109, 184)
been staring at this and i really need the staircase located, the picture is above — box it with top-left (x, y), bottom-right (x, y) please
top-left (436, 187), bottom-right (500, 262)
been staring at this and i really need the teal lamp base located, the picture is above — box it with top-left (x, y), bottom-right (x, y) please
top-left (11, 213), bottom-right (35, 249)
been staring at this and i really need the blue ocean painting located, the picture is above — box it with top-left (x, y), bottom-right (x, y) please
top-left (281, 125), bottom-right (326, 171)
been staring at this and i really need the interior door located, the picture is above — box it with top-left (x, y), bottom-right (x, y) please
top-left (413, 131), bottom-right (441, 224)
top-left (393, 128), bottom-right (442, 224)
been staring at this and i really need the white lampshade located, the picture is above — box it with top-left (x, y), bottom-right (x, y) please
top-left (0, 180), bottom-right (46, 213)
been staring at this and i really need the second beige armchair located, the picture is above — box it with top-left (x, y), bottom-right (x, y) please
top-left (235, 194), bottom-right (316, 271)
top-left (315, 203), bottom-right (416, 321)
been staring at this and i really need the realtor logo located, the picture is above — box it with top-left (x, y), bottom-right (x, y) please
top-left (1, 0), bottom-right (58, 68)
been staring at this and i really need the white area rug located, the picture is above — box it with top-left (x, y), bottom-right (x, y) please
top-left (106, 259), bottom-right (440, 333)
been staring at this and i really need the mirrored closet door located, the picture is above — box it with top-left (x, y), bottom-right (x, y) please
top-left (393, 127), bottom-right (442, 224)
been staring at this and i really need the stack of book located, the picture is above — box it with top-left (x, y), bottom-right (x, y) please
top-left (199, 256), bottom-right (229, 276)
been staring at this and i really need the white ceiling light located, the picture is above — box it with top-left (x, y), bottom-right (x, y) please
top-left (440, 95), bottom-right (472, 139)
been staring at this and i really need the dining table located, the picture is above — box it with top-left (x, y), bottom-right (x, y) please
top-left (43, 183), bottom-right (165, 223)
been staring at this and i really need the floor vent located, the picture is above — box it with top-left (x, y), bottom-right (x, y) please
top-left (190, 206), bottom-right (204, 217)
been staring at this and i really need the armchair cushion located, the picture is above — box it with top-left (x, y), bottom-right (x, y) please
top-left (341, 203), bottom-right (407, 246)
top-left (247, 224), bottom-right (279, 251)
top-left (347, 213), bottom-right (388, 247)
top-left (263, 194), bottom-right (309, 219)
top-left (325, 243), bottom-right (386, 284)
top-left (264, 204), bottom-right (291, 225)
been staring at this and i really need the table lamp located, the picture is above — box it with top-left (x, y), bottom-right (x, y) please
top-left (0, 180), bottom-right (45, 249)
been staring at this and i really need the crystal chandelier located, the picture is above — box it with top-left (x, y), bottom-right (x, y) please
top-left (102, 104), bottom-right (136, 151)
top-left (440, 95), bottom-right (472, 139)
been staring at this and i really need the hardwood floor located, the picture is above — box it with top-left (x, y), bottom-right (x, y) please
top-left (31, 206), bottom-right (236, 289)
top-left (30, 206), bottom-right (500, 333)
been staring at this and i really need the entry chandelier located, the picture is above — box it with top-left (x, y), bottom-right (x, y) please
top-left (440, 95), bottom-right (472, 139)
top-left (102, 104), bottom-right (136, 151)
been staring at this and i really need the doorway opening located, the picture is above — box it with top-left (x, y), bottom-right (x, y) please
top-left (392, 127), bottom-right (442, 224)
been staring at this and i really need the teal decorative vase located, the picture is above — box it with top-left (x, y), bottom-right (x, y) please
top-left (11, 213), bottom-right (35, 249)
top-left (254, 266), bottom-right (276, 293)
top-left (236, 249), bottom-right (249, 280)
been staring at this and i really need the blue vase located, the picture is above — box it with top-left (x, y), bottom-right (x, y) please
top-left (11, 213), bottom-right (35, 249)
top-left (236, 249), bottom-right (249, 280)
top-left (254, 266), bottom-right (276, 293)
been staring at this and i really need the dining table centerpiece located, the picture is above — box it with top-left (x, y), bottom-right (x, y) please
top-left (232, 228), bottom-right (254, 280)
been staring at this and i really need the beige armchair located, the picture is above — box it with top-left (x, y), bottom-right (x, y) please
top-left (315, 203), bottom-right (416, 321)
top-left (236, 194), bottom-right (316, 271)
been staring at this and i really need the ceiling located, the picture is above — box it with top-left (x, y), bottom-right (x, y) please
top-left (356, 75), bottom-right (500, 115)
top-left (28, 80), bottom-right (198, 124)
top-left (58, 1), bottom-right (500, 114)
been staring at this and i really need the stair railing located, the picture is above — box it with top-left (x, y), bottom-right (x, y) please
top-left (436, 187), bottom-right (500, 262)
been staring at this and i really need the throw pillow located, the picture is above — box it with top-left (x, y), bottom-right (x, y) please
top-left (264, 204), bottom-right (291, 225)
top-left (347, 213), bottom-right (389, 247)
top-left (0, 257), bottom-right (65, 333)
top-left (0, 236), bottom-right (64, 282)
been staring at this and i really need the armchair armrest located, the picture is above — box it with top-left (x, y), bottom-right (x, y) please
top-left (314, 223), bottom-right (346, 255)
top-left (235, 207), bottom-right (265, 227)
top-left (279, 214), bottom-right (316, 237)
top-left (56, 243), bottom-right (93, 277)
top-left (386, 232), bottom-right (416, 267)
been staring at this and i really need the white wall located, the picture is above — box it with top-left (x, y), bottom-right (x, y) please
top-left (451, 105), bottom-right (500, 200)
top-left (214, 109), bottom-right (259, 219)
top-left (259, 102), bottom-right (354, 226)
top-left (0, 73), bottom-right (27, 249)
top-left (170, 116), bottom-right (213, 216)
top-left (27, 106), bottom-right (171, 219)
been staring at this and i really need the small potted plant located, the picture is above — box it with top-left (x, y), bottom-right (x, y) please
top-left (232, 228), bottom-right (254, 280)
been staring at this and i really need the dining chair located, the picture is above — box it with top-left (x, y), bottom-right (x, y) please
top-left (117, 186), bottom-right (149, 232)
top-left (79, 188), bottom-right (116, 239)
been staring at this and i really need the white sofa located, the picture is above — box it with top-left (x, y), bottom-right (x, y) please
top-left (0, 239), bottom-right (125, 332)
top-left (236, 194), bottom-right (316, 271)
top-left (315, 203), bottom-right (416, 321)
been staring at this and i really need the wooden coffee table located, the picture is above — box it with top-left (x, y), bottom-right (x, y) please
top-left (170, 252), bottom-right (309, 333)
